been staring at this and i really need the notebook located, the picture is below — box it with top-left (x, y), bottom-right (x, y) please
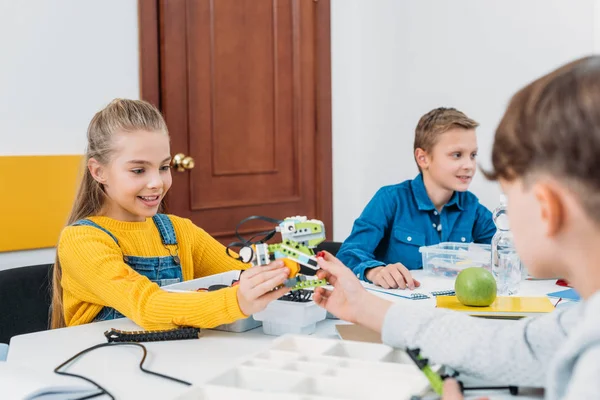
top-left (547, 288), bottom-right (581, 302)
top-left (363, 283), bottom-right (455, 300)
top-left (436, 296), bottom-right (555, 318)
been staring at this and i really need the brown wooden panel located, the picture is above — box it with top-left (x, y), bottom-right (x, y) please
top-left (315, 0), bottom-right (333, 240)
top-left (138, 0), bottom-right (161, 108)
top-left (211, 0), bottom-right (277, 175)
top-left (159, 0), bottom-right (192, 221)
top-left (187, 0), bottom-right (299, 211)
top-left (141, 0), bottom-right (333, 245)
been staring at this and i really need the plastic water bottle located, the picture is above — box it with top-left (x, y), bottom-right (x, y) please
top-left (491, 195), bottom-right (522, 295)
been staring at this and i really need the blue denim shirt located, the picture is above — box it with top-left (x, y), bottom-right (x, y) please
top-left (337, 174), bottom-right (496, 281)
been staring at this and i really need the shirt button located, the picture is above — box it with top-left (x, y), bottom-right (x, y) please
top-left (433, 211), bottom-right (438, 215)
top-left (357, 273), bottom-right (360, 278)
top-left (407, 236), bottom-right (412, 242)
top-left (461, 237), bottom-right (466, 242)
top-left (432, 223), bottom-right (437, 228)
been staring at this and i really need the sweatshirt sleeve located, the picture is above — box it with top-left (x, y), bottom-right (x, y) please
top-left (380, 302), bottom-right (579, 386)
top-left (179, 218), bottom-right (250, 278)
top-left (58, 226), bottom-right (247, 330)
top-left (337, 187), bottom-right (396, 281)
top-left (562, 345), bottom-right (600, 400)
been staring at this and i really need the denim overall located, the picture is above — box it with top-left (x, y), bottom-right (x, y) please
top-left (72, 214), bottom-right (183, 321)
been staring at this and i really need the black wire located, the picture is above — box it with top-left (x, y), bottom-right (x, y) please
top-left (54, 342), bottom-right (192, 400)
top-left (235, 216), bottom-right (282, 243)
top-left (463, 385), bottom-right (519, 395)
top-left (226, 241), bottom-right (253, 262)
top-left (246, 229), bottom-right (279, 244)
top-left (75, 392), bottom-right (106, 400)
top-left (226, 216), bottom-right (284, 261)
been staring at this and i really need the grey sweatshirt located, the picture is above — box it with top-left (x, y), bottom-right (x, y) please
top-left (381, 291), bottom-right (600, 399)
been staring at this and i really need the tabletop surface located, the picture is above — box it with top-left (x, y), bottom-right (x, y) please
top-left (6, 270), bottom-right (564, 399)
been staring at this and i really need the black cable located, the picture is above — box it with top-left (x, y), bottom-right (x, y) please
top-left (226, 241), bottom-right (254, 262)
top-left (234, 216), bottom-right (282, 243)
top-left (54, 342), bottom-right (192, 400)
top-left (245, 229), bottom-right (279, 244)
top-left (464, 385), bottom-right (519, 395)
top-left (226, 216), bottom-right (284, 261)
top-left (75, 392), bottom-right (106, 400)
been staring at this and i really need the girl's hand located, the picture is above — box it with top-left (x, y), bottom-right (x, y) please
top-left (236, 260), bottom-right (291, 315)
top-left (365, 263), bottom-right (421, 289)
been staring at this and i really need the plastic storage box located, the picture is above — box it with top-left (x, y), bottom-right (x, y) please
top-left (419, 242), bottom-right (491, 277)
top-left (175, 335), bottom-right (439, 400)
top-left (253, 299), bottom-right (326, 336)
top-left (163, 271), bottom-right (262, 333)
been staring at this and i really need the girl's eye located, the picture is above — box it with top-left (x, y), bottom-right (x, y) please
top-left (160, 165), bottom-right (171, 171)
top-left (471, 153), bottom-right (478, 159)
top-left (131, 168), bottom-right (144, 175)
top-left (452, 153), bottom-right (461, 159)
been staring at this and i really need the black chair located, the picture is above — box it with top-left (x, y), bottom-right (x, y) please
top-left (316, 241), bottom-right (343, 257)
top-left (0, 263), bottom-right (52, 344)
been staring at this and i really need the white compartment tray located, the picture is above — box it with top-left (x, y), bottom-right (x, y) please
top-left (175, 335), bottom-right (438, 400)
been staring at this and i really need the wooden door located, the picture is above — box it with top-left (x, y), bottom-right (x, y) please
top-left (139, 0), bottom-right (332, 244)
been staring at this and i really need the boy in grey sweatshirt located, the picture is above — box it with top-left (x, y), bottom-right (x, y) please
top-left (313, 55), bottom-right (600, 400)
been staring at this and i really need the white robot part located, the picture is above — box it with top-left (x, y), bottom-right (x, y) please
top-left (253, 243), bottom-right (271, 267)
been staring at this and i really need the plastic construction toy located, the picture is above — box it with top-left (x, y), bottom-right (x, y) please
top-left (406, 348), bottom-right (445, 395)
top-left (406, 348), bottom-right (519, 398)
top-left (104, 327), bottom-right (201, 343)
top-left (226, 215), bottom-right (328, 290)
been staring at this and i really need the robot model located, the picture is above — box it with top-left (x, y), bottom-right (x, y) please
top-left (227, 216), bottom-right (328, 290)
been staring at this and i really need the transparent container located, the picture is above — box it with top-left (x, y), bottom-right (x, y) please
top-left (163, 271), bottom-right (262, 332)
top-left (494, 248), bottom-right (522, 295)
top-left (419, 242), bottom-right (491, 277)
top-left (491, 195), bottom-right (522, 295)
top-left (253, 300), bottom-right (326, 336)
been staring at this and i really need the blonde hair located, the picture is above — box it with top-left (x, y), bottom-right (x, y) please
top-left (413, 107), bottom-right (479, 171)
top-left (51, 99), bottom-right (169, 329)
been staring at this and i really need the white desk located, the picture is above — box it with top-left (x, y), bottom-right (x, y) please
top-left (6, 271), bottom-right (564, 399)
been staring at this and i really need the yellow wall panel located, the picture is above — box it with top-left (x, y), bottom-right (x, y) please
top-left (0, 155), bottom-right (83, 252)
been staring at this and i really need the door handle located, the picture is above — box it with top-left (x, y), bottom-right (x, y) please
top-left (171, 153), bottom-right (195, 172)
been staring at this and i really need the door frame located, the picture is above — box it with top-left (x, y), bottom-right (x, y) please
top-left (137, 0), bottom-right (333, 239)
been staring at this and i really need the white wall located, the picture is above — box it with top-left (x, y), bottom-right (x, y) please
top-left (0, 0), bottom-right (139, 269)
top-left (2, 0), bottom-right (599, 265)
top-left (331, 0), bottom-right (598, 241)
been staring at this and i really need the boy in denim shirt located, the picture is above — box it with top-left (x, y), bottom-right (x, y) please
top-left (337, 108), bottom-right (496, 289)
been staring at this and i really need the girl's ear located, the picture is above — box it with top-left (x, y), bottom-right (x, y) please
top-left (88, 158), bottom-right (107, 184)
top-left (415, 148), bottom-right (430, 170)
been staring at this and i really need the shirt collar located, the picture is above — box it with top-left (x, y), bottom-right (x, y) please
top-left (410, 174), bottom-right (463, 211)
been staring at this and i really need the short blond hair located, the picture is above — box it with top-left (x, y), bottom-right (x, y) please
top-left (414, 107), bottom-right (479, 169)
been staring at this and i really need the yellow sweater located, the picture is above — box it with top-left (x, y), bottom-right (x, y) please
top-left (57, 215), bottom-right (249, 330)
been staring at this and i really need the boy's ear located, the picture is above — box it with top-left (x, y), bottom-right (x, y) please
top-left (88, 158), bottom-right (107, 184)
top-left (534, 182), bottom-right (564, 237)
top-left (415, 148), bottom-right (429, 170)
